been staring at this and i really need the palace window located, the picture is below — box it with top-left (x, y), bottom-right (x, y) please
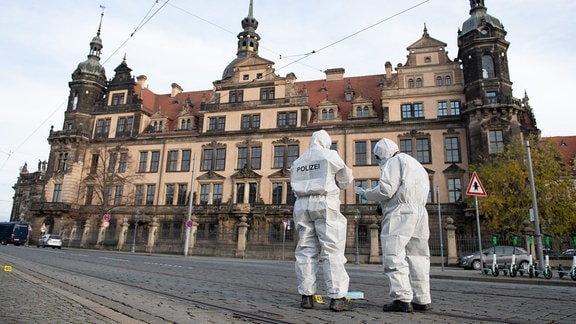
top-left (115, 116), bottom-right (134, 137)
top-left (241, 114), bottom-right (260, 130)
top-left (438, 101), bottom-right (448, 117)
top-left (111, 93), bottom-right (125, 105)
top-left (416, 78), bottom-right (423, 88)
top-left (114, 185), bottom-right (123, 205)
top-left (436, 76), bottom-right (443, 86)
top-left (355, 141), bottom-right (367, 165)
top-left (273, 144), bottom-right (299, 169)
top-left (177, 184), bottom-right (188, 205)
top-left (447, 178), bottom-right (462, 203)
top-left (271, 182), bottom-right (295, 205)
top-left (118, 153), bottom-right (128, 173)
top-left (277, 111), bottom-right (297, 128)
top-left (445, 137), bottom-right (461, 163)
top-left (401, 103), bottom-right (424, 119)
top-left (229, 90), bottom-right (244, 103)
top-left (450, 101), bottom-right (461, 115)
top-left (237, 146), bottom-right (262, 170)
top-left (201, 147), bottom-right (226, 171)
top-left (260, 87), bottom-right (275, 100)
top-left (138, 152), bottom-right (148, 172)
top-left (489, 130), bottom-right (505, 154)
top-left (135, 185), bottom-right (144, 205)
top-left (482, 55), bottom-right (495, 78)
top-left (167, 150), bottom-right (178, 172)
top-left (181, 150), bottom-right (191, 172)
top-left (400, 137), bottom-right (431, 164)
top-left (165, 184), bottom-right (175, 205)
top-left (95, 118), bottom-right (111, 138)
top-left (108, 153), bottom-right (117, 173)
top-left (146, 184), bottom-right (156, 205)
top-left (208, 117), bottom-right (226, 132)
top-left (52, 184), bottom-right (62, 203)
top-left (150, 151), bottom-right (160, 172)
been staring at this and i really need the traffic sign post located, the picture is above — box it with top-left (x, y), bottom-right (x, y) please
top-left (466, 171), bottom-right (487, 273)
top-left (466, 171), bottom-right (487, 197)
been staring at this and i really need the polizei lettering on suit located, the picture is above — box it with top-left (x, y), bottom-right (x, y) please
top-left (296, 163), bottom-right (321, 172)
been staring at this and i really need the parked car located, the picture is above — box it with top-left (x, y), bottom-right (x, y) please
top-left (37, 234), bottom-right (62, 249)
top-left (560, 249), bottom-right (575, 257)
top-left (458, 246), bottom-right (532, 270)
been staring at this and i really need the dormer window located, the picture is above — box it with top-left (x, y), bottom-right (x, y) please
top-left (345, 93), bottom-right (353, 101)
top-left (321, 108), bottom-right (335, 120)
top-left (111, 93), bottom-right (125, 105)
top-left (356, 106), bottom-right (370, 118)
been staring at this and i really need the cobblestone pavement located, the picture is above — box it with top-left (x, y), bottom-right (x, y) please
top-left (1, 247), bottom-right (575, 324)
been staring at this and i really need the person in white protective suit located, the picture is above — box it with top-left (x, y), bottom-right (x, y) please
top-left (290, 129), bottom-right (354, 312)
top-left (356, 137), bottom-right (431, 313)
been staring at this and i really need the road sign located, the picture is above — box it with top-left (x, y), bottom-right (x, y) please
top-left (466, 171), bottom-right (487, 197)
top-left (102, 221), bottom-right (110, 228)
top-left (186, 220), bottom-right (194, 228)
top-left (103, 213), bottom-right (111, 221)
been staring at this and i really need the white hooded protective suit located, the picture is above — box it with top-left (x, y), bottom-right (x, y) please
top-left (290, 129), bottom-right (354, 299)
top-left (364, 138), bottom-right (431, 305)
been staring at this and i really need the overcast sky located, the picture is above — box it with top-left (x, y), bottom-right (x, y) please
top-left (1, 0), bottom-right (574, 222)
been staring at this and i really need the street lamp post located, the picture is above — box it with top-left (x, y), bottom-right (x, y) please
top-left (131, 211), bottom-right (140, 253)
top-left (355, 209), bottom-right (360, 265)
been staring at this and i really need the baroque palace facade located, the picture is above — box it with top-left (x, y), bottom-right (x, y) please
top-left (11, 0), bottom-right (538, 261)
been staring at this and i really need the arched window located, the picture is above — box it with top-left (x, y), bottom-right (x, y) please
top-left (72, 93), bottom-right (78, 110)
top-left (482, 55), bottom-right (495, 78)
top-left (436, 76), bottom-right (442, 86)
top-left (328, 109), bottom-right (334, 120)
top-left (408, 79), bottom-right (414, 88)
top-left (416, 78), bottom-right (423, 88)
top-left (362, 107), bottom-right (369, 117)
top-left (445, 75), bottom-right (452, 85)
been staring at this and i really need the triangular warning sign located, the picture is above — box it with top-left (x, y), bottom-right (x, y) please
top-left (466, 171), bottom-right (487, 196)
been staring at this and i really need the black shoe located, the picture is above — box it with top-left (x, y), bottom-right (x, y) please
top-left (301, 295), bottom-right (313, 309)
top-left (412, 302), bottom-right (431, 311)
top-left (329, 297), bottom-right (352, 312)
top-left (382, 300), bottom-right (413, 313)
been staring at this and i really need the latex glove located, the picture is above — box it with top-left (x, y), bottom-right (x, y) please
top-left (354, 187), bottom-right (367, 200)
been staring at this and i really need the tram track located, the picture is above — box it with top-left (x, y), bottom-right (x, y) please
top-left (2, 248), bottom-right (573, 324)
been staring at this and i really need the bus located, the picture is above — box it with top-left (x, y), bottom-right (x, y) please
top-left (0, 222), bottom-right (30, 246)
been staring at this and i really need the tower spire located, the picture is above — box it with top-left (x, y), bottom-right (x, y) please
top-left (88, 7), bottom-right (105, 59)
top-left (236, 0), bottom-right (260, 57)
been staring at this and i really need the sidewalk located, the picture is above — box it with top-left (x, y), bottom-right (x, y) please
top-left (430, 265), bottom-right (576, 287)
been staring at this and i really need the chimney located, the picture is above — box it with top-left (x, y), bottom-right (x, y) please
top-left (385, 61), bottom-right (392, 79)
top-left (136, 75), bottom-right (148, 88)
top-left (171, 83), bottom-right (183, 97)
top-left (324, 68), bottom-right (345, 81)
